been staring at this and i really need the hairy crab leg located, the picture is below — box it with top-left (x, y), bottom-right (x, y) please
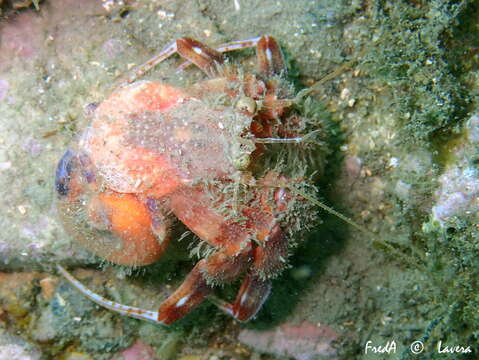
top-left (56, 264), bottom-right (165, 324)
top-left (208, 223), bottom-right (288, 321)
top-left (166, 187), bottom-right (290, 322)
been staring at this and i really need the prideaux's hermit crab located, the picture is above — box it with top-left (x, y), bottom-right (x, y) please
top-left (55, 35), bottom-right (325, 325)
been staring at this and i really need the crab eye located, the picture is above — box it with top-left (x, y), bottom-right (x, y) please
top-left (233, 153), bottom-right (251, 170)
top-left (235, 96), bottom-right (257, 115)
top-left (55, 148), bottom-right (75, 197)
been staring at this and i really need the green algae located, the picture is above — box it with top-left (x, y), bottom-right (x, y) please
top-left (364, 0), bottom-right (472, 147)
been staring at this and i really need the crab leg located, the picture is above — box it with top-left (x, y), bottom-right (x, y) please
top-left (250, 129), bottom-right (321, 144)
top-left (256, 35), bottom-right (286, 76)
top-left (57, 184), bottom-right (289, 324)
top-left (177, 36), bottom-right (262, 71)
top-left (209, 223), bottom-right (288, 321)
top-left (178, 35), bottom-right (286, 77)
top-left (126, 37), bottom-right (225, 83)
top-left (253, 136), bottom-right (303, 144)
top-left (155, 246), bottom-right (251, 324)
top-left (176, 37), bottom-right (224, 76)
top-left (209, 274), bottom-right (272, 321)
top-left (169, 186), bottom-right (289, 322)
top-left (56, 264), bottom-right (164, 324)
top-left (154, 259), bottom-right (213, 324)
top-left (127, 35), bottom-right (284, 83)
top-left (127, 41), bottom-right (177, 83)
top-left (58, 245), bottom-right (250, 325)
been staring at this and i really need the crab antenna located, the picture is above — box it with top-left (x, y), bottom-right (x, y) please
top-left (294, 52), bottom-right (362, 103)
top-left (56, 264), bottom-right (165, 325)
top-left (290, 187), bottom-right (370, 234)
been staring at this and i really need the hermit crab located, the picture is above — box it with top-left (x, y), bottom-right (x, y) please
top-left (55, 35), bottom-right (326, 325)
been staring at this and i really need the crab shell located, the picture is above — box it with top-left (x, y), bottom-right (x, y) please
top-left (55, 35), bottom-right (321, 324)
top-left (57, 80), bottom-right (261, 265)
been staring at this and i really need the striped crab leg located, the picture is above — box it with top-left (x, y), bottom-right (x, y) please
top-left (56, 264), bottom-right (165, 325)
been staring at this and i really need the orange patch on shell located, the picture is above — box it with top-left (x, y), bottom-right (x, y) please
top-left (89, 192), bottom-right (168, 265)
